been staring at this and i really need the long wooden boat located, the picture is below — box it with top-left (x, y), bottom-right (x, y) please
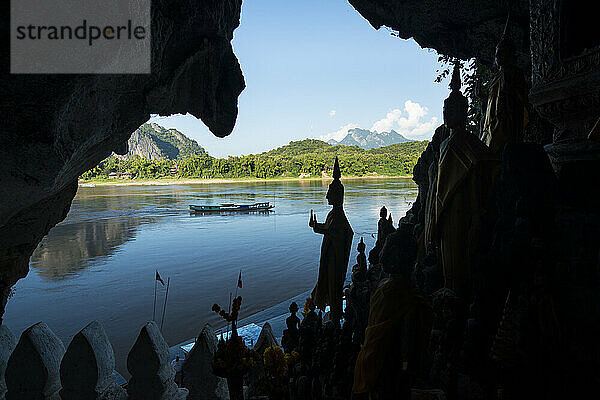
top-left (189, 202), bottom-right (274, 213)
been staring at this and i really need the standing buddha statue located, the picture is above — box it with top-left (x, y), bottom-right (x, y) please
top-left (480, 17), bottom-right (529, 155)
top-left (430, 62), bottom-right (500, 299)
top-left (309, 157), bottom-right (354, 322)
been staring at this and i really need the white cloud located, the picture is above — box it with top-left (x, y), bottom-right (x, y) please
top-left (329, 110), bottom-right (336, 117)
top-left (370, 100), bottom-right (438, 139)
top-left (370, 109), bottom-right (403, 133)
top-left (319, 123), bottom-right (359, 142)
top-left (317, 100), bottom-right (439, 143)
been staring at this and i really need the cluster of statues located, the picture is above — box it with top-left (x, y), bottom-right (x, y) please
top-left (290, 17), bottom-right (537, 399)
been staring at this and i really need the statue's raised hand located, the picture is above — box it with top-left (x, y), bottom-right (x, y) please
top-left (309, 210), bottom-right (316, 228)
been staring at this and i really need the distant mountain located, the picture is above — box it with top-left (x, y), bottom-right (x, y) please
top-left (121, 123), bottom-right (206, 160)
top-left (328, 128), bottom-right (411, 149)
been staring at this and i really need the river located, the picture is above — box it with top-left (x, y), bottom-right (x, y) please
top-left (3, 178), bottom-right (417, 374)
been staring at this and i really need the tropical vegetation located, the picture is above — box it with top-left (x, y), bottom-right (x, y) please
top-left (80, 139), bottom-right (428, 181)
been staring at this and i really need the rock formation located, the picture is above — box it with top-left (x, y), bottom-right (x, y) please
top-left (0, 0), bottom-right (246, 322)
top-left (121, 123), bottom-right (206, 160)
top-left (348, 0), bottom-right (531, 74)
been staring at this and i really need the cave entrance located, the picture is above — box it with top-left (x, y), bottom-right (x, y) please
top-left (4, 0), bottom-right (449, 376)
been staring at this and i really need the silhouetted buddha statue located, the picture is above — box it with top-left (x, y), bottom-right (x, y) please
top-left (369, 206), bottom-right (395, 264)
top-left (430, 63), bottom-right (500, 299)
top-left (349, 237), bottom-right (370, 344)
top-left (282, 302), bottom-right (301, 353)
top-left (480, 18), bottom-right (529, 155)
top-left (309, 157), bottom-right (354, 321)
top-left (353, 237), bottom-right (368, 277)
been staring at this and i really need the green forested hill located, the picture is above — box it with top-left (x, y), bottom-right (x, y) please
top-left (264, 139), bottom-right (340, 156)
top-left (81, 138), bottom-right (428, 180)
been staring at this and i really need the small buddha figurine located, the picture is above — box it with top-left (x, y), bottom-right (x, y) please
top-left (309, 157), bottom-right (354, 321)
top-left (480, 17), bottom-right (529, 155)
top-left (430, 62), bottom-right (500, 299)
top-left (349, 237), bottom-right (370, 344)
top-left (282, 302), bottom-right (301, 353)
top-left (378, 206), bottom-right (389, 242)
top-left (369, 206), bottom-right (395, 264)
top-left (352, 237), bottom-right (367, 277)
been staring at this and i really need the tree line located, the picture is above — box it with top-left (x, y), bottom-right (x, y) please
top-left (80, 139), bottom-right (428, 180)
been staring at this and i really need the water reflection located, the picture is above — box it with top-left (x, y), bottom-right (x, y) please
top-left (30, 217), bottom-right (145, 281)
top-left (7, 178), bottom-right (418, 375)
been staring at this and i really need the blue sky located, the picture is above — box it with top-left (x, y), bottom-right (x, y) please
top-left (148, 0), bottom-right (449, 157)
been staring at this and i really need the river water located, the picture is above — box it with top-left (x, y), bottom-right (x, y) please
top-left (3, 178), bottom-right (417, 374)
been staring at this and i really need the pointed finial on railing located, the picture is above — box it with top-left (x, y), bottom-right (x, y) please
top-left (127, 321), bottom-right (188, 400)
top-left (5, 322), bottom-right (65, 400)
top-left (60, 321), bottom-right (126, 400)
top-left (182, 324), bottom-right (229, 400)
top-left (254, 322), bottom-right (278, 356)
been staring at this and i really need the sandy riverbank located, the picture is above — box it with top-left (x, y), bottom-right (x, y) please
top-left (78, 175), bottom-right (413, 187)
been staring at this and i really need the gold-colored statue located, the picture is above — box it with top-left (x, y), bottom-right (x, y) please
top-left (480, 18), bottom-right (529, 155)
top-left (309, 157), bottom-right (354, 321)
top-left (429, 63), bottom-right (500, 298)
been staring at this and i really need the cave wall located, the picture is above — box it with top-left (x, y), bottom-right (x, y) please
top-left (349, 0), bottom-right (531, 74)
top-left (0, 0), bottom-right (245, 321)
top-left (354, 1), bottom-right (600, 397)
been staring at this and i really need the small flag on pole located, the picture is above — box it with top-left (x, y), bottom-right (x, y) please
top-left (237, 270), bottom-right (243, 289)
top-left (156, 270), bottom-right (165, 286)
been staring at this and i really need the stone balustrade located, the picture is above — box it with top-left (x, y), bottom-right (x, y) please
top-left (1, 319), bottom-right (279, 400)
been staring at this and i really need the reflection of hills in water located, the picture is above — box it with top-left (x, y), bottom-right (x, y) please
top-left (30, 217), bottom-right (143, 281)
